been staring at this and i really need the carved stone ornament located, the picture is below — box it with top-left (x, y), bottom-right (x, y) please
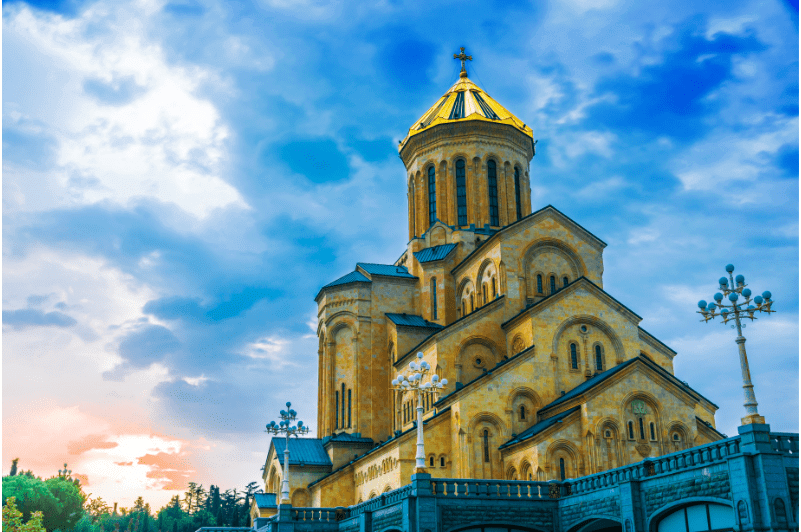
top-left (635, 443), bottom-right (651, 458)
top-left (631, 399), bottom-right (647, 415)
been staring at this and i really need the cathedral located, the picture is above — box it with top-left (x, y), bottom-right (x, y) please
top-left (259, 53), bottom-right (727, 511)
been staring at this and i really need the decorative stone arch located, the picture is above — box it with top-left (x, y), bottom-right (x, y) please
top-left (505, 386), bottom-right (541, 414)
top-left (383, 484), bottom-right (393, 493)
top-left (546, 439), bottom-right (582, 480)
top-left (456, 336), bottom-right (500, 385)
top-left (519, 459), bottom-right (533, 481)
top-left (646, 497), bottom-right (735, 532)
top-left (522, 239), bottom-right (586, 299)
top-left (551, 315), bottom-right (626, 366)
top-left (291, 488), bottom-right (311, 507)
top-left (621, 391), bottom-right (663, 456)
top-left (666, 420), bottom-right (692, 451)
top-left (456, 277), bottom-right (476, 316)
top-left (477, 259), bottom-right (499, 305)
top-left (467, 411), bottom-right (507, 479)
top-left (267, 465), bottom-right (280, 494)
top-left (505, 465), bottom-right (518, 480)
top-left (368, 490), bottom-right (378, 500)
top-left (595, 417), bottom-right (623, 471)
top-left (498, 260), bottom-right (507, 294)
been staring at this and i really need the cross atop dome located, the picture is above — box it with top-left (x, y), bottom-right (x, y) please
top-left (453, 47), bottom-right (472, 78)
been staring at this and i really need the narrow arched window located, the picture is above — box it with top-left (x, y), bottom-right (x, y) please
top-left (483, 429), bottom-right (490, 462)
top-left (456, 159), bottom-right (467, 226)
top-left (639, 417), bottom-right (645, 440)
top-left (430, 278), bottom-right (437, 320)
top-left (461, 301), bottom-right (465, 316)
top-left (427, 166), bottom-right (436, 226)
top-left (341, 383), bottom-right (346, 428)
top-left (470, 294), bottom-right (474, 312)
top-left (650, 422), bottom-right (656, 440)
top-left (514, 167), bottom-right (522, 221)
top-left (559, 458), bottom-right (566, 480)
top-left (628, 421), bottom-right (634, 439)
top-left (537, 274), bottom-right (543, 294)
top-left (570, 343), bottom-right (578, 369)
top-left (440, 456), bottom-right (445, 467)
top-left (563, 276), bottom-right (569, 287)
top-left (348, 388), bottom-right (352, 428)
top-left (673, 433), bottom-right (679, 441)
top-left (595, 345), bottom-right (603, 372)
top-left (429, 456), bottom-right (434, 467)
top-left (550, 275), bottom-right (556, 294)
top-left (520, 405), bottom-right (526, 420)
top-left (488, 160), bottom-right (499, 226)
top-left (335, 391), bottom-right (340, 428)
top-left (482, 284), bottom-right (488, 305)
top-left (492, 278), bottom-right (497, 297)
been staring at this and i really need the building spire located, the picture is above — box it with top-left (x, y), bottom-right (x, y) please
top-left (453, 47), bottom-right (473, 78)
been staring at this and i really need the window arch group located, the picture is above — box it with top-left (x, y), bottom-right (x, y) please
top-left (335, 383), bottom-right (352, 429)
top-left (487, 160), bottom-right (499, 226)
top-left (427, 166), bottom-right (436, 226)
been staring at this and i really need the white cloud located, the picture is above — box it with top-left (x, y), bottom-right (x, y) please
top-left (3, 3), bottom-right (246, 218)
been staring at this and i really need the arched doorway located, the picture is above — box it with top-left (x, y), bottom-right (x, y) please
top-left (651, 501), bottom-right (735, 532)
top-left (567, 518), bottom-right (621, 532)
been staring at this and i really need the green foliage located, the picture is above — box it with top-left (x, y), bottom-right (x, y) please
top-left (42, 477), bottom-right (87, 531)
top-left (2, 476), bottom-right (61, 527)
top-left (10, 459), bottom-right (20, 477)
top-left (3, 497), bottom-right (46, 532)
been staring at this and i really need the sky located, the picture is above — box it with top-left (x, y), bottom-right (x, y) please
top-left (3, 0), bottom-right (799, 511)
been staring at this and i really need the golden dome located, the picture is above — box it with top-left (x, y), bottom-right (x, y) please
top-left (399, 75), bottom-right (534, 151)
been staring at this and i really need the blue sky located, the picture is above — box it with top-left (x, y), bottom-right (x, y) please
top-left (3, 0), bottom-right (798, 508)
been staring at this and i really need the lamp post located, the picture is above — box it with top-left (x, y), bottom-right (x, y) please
top-left (391, 352), bottom-right (448, 472)
top-left (696, 264), bottom-right (775, 425)
top-left (265, 402), bottom-right (310, 503)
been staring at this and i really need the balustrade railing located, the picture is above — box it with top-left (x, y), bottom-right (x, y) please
top-left (770, 432), bottom-right (799, 455)
top-left (431, 478), bottom-right (556, 499)
top-left (566, 435), bottom-right (742, 496)
top-left (291, 508), bottom-right (340, 522)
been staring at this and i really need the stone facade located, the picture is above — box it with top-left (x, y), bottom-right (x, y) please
top-left (260, 71), bottom-right (735, 510)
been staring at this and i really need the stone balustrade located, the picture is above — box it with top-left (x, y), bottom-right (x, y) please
top-left (431, 478), bottom-right (556, 498)
top-left (771, 432), bottom-right (799, 455)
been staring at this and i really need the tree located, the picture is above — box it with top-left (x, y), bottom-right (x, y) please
top-left (2, 475), bottom-right (60, 527)
top-left (43, 476), bottom-right (86, 531)
top-left (3, 498), bottom-right (46, 532)
top-left (86, 497), bottom-right (111, 522)
top-left (9, 459), bottom-right (19, 477)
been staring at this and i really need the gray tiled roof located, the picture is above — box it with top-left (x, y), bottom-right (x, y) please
top-left (323, 432), bottom-right (374, 444)
top-left (272, 437), bottom-right (332, 466)
top-left (356, 263), bottom-right (417, 278)
top-left (385, 313), bottom-right (444, 329)
top-left (413, 244), bottom-right (457, 263)
top-left (253, 493), bottom-right (277, 508)
top-left (499, 407), bottom-right (581, 449)
top-left (321, 270), bottom-right (371, 289)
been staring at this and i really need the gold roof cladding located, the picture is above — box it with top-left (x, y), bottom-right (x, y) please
top-left (398, 75), bottom-right (534, 153)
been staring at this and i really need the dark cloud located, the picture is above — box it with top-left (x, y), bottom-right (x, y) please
top-left (2, 308), bottom-right (77, 329)
top-left (118, 324), bottom-right (181, 368)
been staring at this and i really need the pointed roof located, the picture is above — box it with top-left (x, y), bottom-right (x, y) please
top-left (499, 407), bottom-right (581, 450)
top-left (399, 75), bottom-right (533, 151)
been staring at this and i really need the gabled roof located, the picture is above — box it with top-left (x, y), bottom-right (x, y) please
top-left (356, 263), bottom-right (417, 279)
top-left (539, 355), bottom-right (718, 414)
top-left (394, 295), bottom-right (506, 368)
top-left (271, 437), bottom-right (332, 466)
top-left (320, 270), bottom-right (371, 290)
top-left (413, 243), bottom-right (458, 263)
top-left (385, 313), bottom-right (444, 329)
top-left (451, 204), bottom-right (606, 275)
top-left (253, 493), bottom-right (276, 509)
top-left (499, 407), bottom-right (581, 450)
top-left (501, 277), bottom-right (642, 329)
top-left (696, 416), bottom-right (727, 439)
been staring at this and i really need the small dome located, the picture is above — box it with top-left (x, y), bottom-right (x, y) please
top-left (399, 75), bottom-right (533, 151)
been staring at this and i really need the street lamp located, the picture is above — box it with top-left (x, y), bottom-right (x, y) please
top-left (696, 264), bottom-right (775, 425)
top-left (391, 352), bottom-right (448, 472)
top-left (265, 402), bottom-right (310, 503)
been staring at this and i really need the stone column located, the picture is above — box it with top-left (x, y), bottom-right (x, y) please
top-left (408, 179), bottom-right (415, 240)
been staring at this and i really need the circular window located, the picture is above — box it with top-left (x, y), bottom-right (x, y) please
top-left (475, 358), bottom-right (482, 366)
top-left (605, 430), bottom-right (611, 438)
top-left (580, 325), bottom-right (588, 333)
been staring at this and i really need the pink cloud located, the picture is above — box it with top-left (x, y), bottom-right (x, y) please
top-left (67, 434), bottom-right (119, 455)
top-left (137, 452), bottom-right (194, 491)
